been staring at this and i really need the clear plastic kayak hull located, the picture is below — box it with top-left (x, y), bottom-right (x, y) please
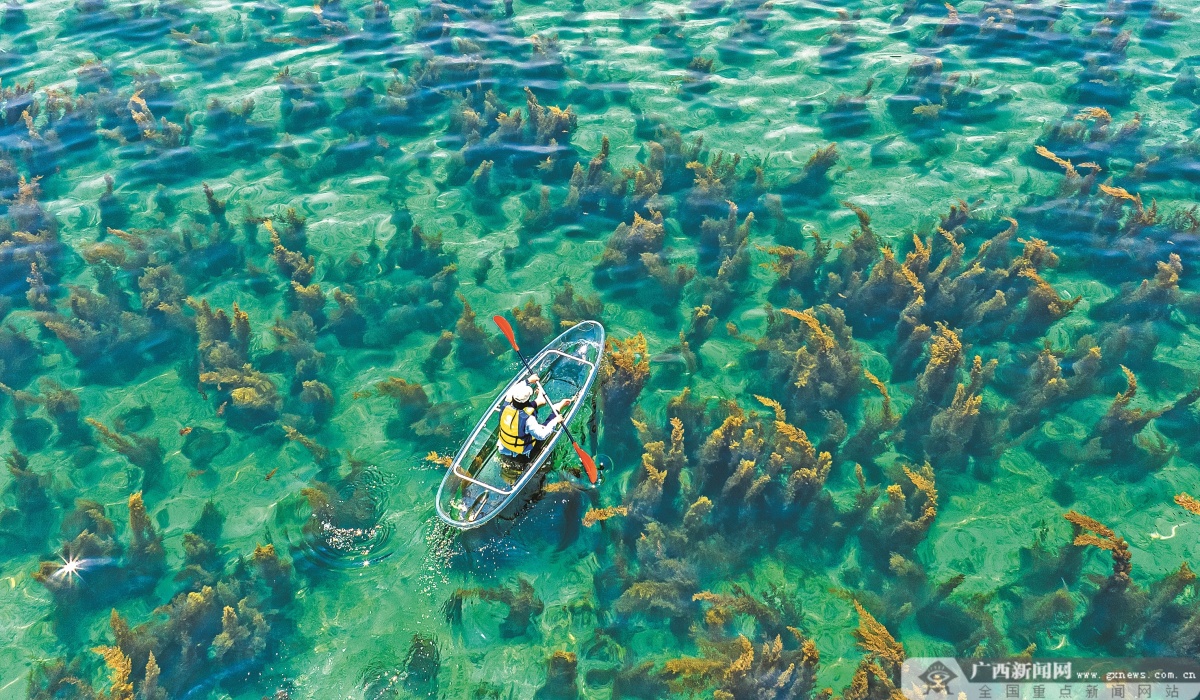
top-left (435, 320), bottom-right (605, 530)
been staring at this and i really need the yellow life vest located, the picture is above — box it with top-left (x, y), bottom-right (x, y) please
top-left (499, 404), bottom-right (536, 453)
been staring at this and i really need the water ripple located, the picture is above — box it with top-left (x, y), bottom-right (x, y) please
top-left (274, 464), bottom-right (397, 571)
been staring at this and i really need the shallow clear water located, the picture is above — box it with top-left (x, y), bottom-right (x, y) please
top-left (1, 0), bottom-right (1199, 697)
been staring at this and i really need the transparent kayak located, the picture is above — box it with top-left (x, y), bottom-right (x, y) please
top-left (435, 320), bottom-right (605, 530)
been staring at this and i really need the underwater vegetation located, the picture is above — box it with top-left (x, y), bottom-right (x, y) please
top-left (23, 485), bottom-right (297, 696)
top-left (0, 0), bottom-right (1197, 696)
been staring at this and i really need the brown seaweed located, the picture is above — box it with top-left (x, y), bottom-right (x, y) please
top-left (1061, 510), bottom-right (1146, 651)
top-left (659, 627), bottom-right (819, 699)
top-left (746, 304), bottom-right (863, 420)
top-left (86, 419), bottom-right (164, 490)
top-left (594, 211), bottom-right (667, 286)
top-left (534, 651), bottom-right (580, 700)
top-left (0, 449), bottom-right (53, 550)
top-left (1088, 365), bottom-right (1173, 466)
top-left (551, 282), bottom-right (603, 327)
top-left (445, 577), bottom-right (544, 639)
top-left (453, 293), bottom-right (499, 366)
top-left (860, 463), bottom-right (938, 559)
top-left (599, 333), bottom-right (651, 441)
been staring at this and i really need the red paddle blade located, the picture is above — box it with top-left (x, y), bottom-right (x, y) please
top-left (492, 315), bottom-right (520, 353)
top-left (572, 441), bottom-right (598, 484)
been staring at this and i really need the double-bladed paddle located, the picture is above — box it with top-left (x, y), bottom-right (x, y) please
top-left (493, 315), bottom-right (599, 484)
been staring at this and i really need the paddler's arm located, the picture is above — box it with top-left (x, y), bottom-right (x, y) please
top-left (527, 374), bottom-right (547, 407)
top-left (525, 402), bottom-right (573, 440)
top-left (525, 413), bottom-right (558, 440)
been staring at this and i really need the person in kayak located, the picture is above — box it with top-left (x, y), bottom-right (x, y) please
top-left (497, 376), bottom-right (573, 461)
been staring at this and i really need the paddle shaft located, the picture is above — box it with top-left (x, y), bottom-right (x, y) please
top-left (511, 346), bottom-right (576, 446)
top-left (492, 316), bottom-right (595, 485)
top-left (492, 316), bottom-right (597, 483)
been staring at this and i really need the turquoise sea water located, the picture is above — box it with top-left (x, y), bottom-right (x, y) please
top-left (1, 0), bottom-right (1199, 697)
